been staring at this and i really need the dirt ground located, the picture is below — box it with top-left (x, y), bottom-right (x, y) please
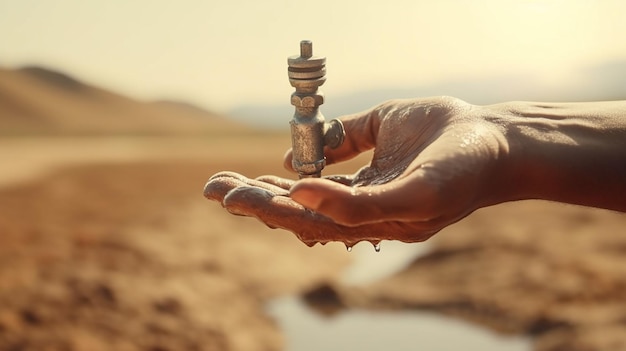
top-left (326, 200), bottom-right (626, 351)
top-left (0, 135), bottom-right (352, 351)
top-left (1, 135), bottom-right (626, 351)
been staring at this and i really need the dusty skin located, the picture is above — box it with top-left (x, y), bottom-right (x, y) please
top-left (205, 97), bottom-right (488, 247)
top-left (205, 97), bottom-right (626, 249)
top-left (206, 171), bottom-right (388, 249)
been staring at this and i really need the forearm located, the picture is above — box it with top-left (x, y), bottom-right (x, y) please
top-left (494, 101), bottom-right (626, 211)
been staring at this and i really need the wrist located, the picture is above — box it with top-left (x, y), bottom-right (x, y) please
top-left (491, 101), bottom-right (626, 211)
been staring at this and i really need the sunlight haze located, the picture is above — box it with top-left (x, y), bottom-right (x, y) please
top-left (1, 0), bottom-right (624, 112)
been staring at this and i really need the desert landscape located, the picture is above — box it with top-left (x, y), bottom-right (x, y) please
top-left (1, 66), bottom-right (626, 351)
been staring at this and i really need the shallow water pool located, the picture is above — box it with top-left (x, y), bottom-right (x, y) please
top-left (266, 241), bottom-right (531, 351)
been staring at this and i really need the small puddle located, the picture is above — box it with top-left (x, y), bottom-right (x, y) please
top-left (266, 241), bottom-right (531, 351)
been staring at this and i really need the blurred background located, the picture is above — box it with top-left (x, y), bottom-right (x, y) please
top-left (1, 1), bottom-right (625, 350)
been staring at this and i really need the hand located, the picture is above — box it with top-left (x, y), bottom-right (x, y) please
top-left (204, 96), bottom-right (510, 248)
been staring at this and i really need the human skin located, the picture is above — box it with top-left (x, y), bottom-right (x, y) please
top-left (204, 97), bottom-right (626, 248)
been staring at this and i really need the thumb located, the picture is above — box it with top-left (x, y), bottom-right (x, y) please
top-left (290, 176), bottom-right (436, 226)
top-left (289, 178), bottom-right (364, 226)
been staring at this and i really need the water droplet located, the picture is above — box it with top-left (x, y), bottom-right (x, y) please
top-left (346, 245), bottom-right (353, 252)
top-left (374, 243), bottom-right (381, 252)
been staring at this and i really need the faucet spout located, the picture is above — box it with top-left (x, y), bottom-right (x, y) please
top-left (288, 40), bottom-right (345, 178)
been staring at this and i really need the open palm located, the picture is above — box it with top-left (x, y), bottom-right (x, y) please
top-left (205, 97), bottom-right (508, 248)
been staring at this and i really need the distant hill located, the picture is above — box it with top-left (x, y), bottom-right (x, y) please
top-left (0, 66), bottom-right (246, 135)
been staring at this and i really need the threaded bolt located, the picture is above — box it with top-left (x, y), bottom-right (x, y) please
top-left (300, 40), bottom-right (312, 58)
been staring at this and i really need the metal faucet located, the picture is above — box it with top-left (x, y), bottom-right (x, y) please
top-left (288, 40), bottom-right (345, 178)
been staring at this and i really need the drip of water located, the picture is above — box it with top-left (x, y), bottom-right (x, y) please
top-left (374, 243), bottom-right (381, 252)
top-left (346, 245), bottom-right (353, 252)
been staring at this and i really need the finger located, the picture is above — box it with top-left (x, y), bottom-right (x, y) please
top-left (204, 172), bottom-right (289, 202)
top-left (256, 171), bottom-right (354, 188)
top-left (322, 174), bottom-right (354, 186)
top-left (283, 149), bottom-right (296, 173)
top-left (222, 186), bottom-right (318, 237)
top-left (324, 108), bottom-right (382, 165)
top-left (222, 186), bottom-right (437, 247)
top-left (209, 170), bottom-right (248, 182)
top-left (289, 174), bottom-right (439, 226)
top-left (255, 175), bottom-right (295, 190)
top-left (204, 174), bottom-right (245, 202)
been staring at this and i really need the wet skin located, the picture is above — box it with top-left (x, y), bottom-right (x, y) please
top-left (204, 97), bottom-right (626, 248)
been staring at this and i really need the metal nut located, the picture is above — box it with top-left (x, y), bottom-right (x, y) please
top-left (290, 94), bottom-right (324, 107)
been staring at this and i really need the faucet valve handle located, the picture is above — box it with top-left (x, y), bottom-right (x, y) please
top-left (287, 40), bottom-right (326, 93)
top-left (324, 119), bottom-right (345, 149)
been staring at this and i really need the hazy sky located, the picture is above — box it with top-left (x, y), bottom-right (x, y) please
top-left (1, 0), bottom-right (624, 112)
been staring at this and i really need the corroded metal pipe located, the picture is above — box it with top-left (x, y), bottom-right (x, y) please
top-left (288, 40), bottom-right (345, 178)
